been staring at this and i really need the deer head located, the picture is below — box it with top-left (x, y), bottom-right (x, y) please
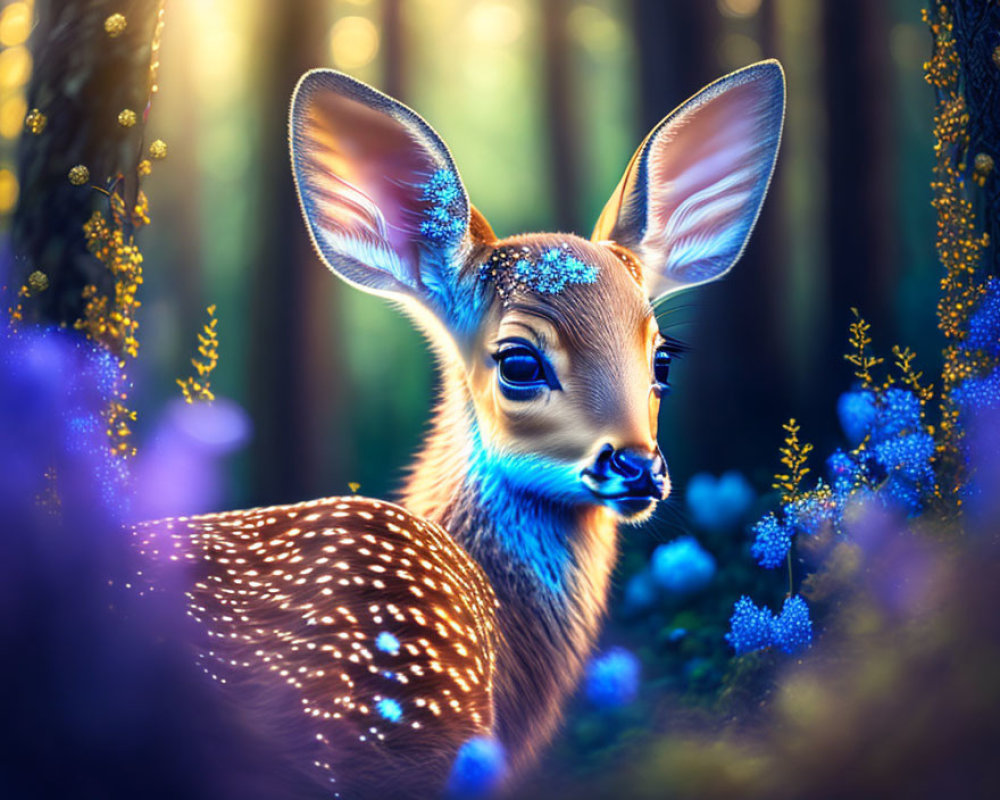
top-left (290, 61), bottom-right (785, 527)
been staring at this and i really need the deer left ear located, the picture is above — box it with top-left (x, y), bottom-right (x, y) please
top-left (592, 60), bottom-right (785, 303)
top-left (290, 69), bottom-right (491, 332)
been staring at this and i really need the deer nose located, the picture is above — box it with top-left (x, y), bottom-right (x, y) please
top-left (581, 443), bottom-right (668, 501)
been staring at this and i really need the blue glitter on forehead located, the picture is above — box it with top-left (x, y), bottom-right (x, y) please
top-left (375, 631), bottom-right (400, 654)
top-left (418, 168), bottom-right (465, 245)
top-left (481, 245), bottom-right (599, 301)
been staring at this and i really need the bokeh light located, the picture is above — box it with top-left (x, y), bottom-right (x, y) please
top-left (329, 16), bottom-right (380, 70)
top-left (718, 31), bottom-right (763, 69)
top-left (0, 93), bottom-right (26, 139)
top-left (0, 168), bottom-right (18, 214)
top-left (0, 44), bottom-right (31, 90)
top-left (0, 2), bottom-right (31, 47)
top-left (466, 1), bottom-right (524, 46)
top-left (568, 4), bottom-right (624, 56)
top-left (718, 0), bottom-right (763, 18)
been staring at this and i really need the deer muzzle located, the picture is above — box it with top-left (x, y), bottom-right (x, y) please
top-left (580, 443), bottom-right (668, 515)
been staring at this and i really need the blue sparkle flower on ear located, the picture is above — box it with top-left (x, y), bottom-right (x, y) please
top-left (418, 169), bottom-right (465, 245)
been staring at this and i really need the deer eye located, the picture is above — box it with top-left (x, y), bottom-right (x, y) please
top-left (654, 347), bottom-right (672, 392)
top-left (492, 338), bottom-right (561, 400)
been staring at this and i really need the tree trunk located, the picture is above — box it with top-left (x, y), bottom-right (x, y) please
top-left (541, 0), bottom-right (581, 233)
top-left (12, 0), bottom-right (164, 325)
top-left (246, 1), bottom-right (350, 505)
top-left (950, 0), bottom-right (1000, 275)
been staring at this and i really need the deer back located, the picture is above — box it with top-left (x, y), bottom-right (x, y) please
top-left (134, 496), bottom-right (498, 798)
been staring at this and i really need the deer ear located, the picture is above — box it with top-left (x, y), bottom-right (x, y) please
top-left (290, 69), bottom-right (482, 326)
top-left (592, 60), bottom-right (785, 303)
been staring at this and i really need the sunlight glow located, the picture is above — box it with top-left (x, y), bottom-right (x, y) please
top-left (330, 16), bottom-right (380, 70)
top-left (719, 0), bottom-right (763, 18)
top-left (0, 45), bottom-right (31, 90)
top-left (0, 168), bottom-right (19, 214)
top-left (0, 2), bottom-right (31, 47)
top-left (0, 93), bottom-right (26, 139)
top-left (466, 1), bottom-right (523, 46)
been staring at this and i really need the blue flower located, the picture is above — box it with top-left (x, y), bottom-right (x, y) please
top-left (650, 536), bottom-right (716, 594)
top-left (827, 449), bottom-right (859, 493)
top-left (447, 736), bottom-right (507, 798)
top-left (871, 388), bottom-right (921, 442)
top-left (966, 277), bottom-right (1000, 356)
top-left (837, 390), bottom-right (877, 445)
top-left (622, 569), bottom-right (658, 613)
top-left (685, 471), bottom-right (755, 531)
top-left (772, 595), bottom-right (813, 654)
top-left (725, 596), bottom-right (775, 655)
top-left (749, 514), bottom-right (792, 569)
top-left (953, 368), bottom-right (1000, 416)
top-left (584, 647), bottom-right (640, 708)
top-left (879, 475), bottom-right (924, 515)
top-left (873, 432), bottom-right (935, 483)
top-left (784, 493), bottom-right (834, 535)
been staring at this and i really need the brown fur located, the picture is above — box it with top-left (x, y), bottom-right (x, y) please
top-left (138, 235), bottom-right (661, 798)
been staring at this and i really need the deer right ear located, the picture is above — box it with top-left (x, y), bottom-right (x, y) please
top-left (290, 70), bottom-right (487, 329)
top-left (592, 60), bottom-right (785, 304)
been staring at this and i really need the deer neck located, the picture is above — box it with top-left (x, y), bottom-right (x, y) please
top-left (400, 360), bottom-right (620, 769)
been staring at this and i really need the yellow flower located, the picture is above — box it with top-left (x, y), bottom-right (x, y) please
top-left (117, 108), bottom-right (137, 128)
top-left (104, 13), bottom-right (127, 37)
top-left (24, 108), bottom-right (46, 134)
top-left (27, 270), bottom-right (49, 294)
top-left (68, 165), bottom-right (90, 186)
top-left (148, 139), bottom-right (167, 160)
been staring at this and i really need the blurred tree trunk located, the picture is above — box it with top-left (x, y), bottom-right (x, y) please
top-left (821, 0), bottom-right (896, 341)
top-left (247, 2), bottom-right (351, 505)
top-left (12, 0), bottom-right (164, 325)
top-left (541, 0), bottom-right (581, 232)
top-left (382, 0), bottom-right (408, 101)
top-left (633, 0), bottom-right (719, 132)
top-left (950, 0), bottom-right (1000, 275)
top-left (633, 0), bottom-right (795, 476)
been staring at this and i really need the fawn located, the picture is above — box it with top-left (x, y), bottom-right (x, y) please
top-left (135, 61), bottom-right (784, 798)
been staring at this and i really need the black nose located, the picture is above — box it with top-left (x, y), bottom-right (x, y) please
top-left (584, 443), bottom-right (667, 498)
